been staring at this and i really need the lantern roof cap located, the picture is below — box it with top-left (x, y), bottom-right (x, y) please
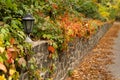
top-left (22, 13), bottom-right (34, 21)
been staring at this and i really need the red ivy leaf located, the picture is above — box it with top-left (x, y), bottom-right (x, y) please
top-left (6, 47), bottom-right (16, 64)
top-left (7, 53), bottom-right (12, 59)
top-left (48, 46), bottom-right (55, 53)
top-left (7, 58), bottom-right (14, 64)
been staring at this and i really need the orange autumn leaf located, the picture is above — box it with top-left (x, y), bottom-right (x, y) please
top-left (10, 38), bottom-right (15, 45)
top-left (48, 46), bottom-right (55, 53)
top-left (52, 3), bottom-right (58, 9)
top-left (0, 63), bottom-right (7, 73)
top-left (7, 47), bottom-right (17, 59)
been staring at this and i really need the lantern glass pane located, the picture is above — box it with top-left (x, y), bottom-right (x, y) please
top-left (23, 20), bottom-right (34, 34)
top-left (26, 21), bottom-right (32, 31)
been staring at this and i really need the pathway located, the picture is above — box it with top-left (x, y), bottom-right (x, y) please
top-left (66, 22), bottom-right (120, 80)
top-left (108, 22), bottom-right (120, 80)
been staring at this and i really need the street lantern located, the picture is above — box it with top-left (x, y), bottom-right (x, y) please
top-left (22, 13), bottom-right (34, 35)
top-left (22, 13), bottom-right (34, 42)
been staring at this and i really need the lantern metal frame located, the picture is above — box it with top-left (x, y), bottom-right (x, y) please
top-left (22, 13), bottom-right (34, 42)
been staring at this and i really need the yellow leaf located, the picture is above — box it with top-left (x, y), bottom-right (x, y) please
top-left (0, 35), bottom-right (4, 46)
top-left (9, 68), bottom-right (16, 76)
top-left (8, 76), bottom-right (12, 80)
top-left (0, 47), bottom-right (5, 53)
top-left (67, 29), bottom-right (74, 36)
top-left (0, 74), bottom-right (6, 80)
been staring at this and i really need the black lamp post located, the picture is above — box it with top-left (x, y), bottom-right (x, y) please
top-left (22, 13), bottom-right (34, 42)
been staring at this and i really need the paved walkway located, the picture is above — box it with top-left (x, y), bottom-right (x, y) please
top-left (108, 22), bottom-right (120, 80)
top-left (66, 22), bottom-right (120, 80)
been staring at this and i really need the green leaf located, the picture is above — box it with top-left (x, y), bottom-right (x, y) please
top-left (6, 0), bottom-right (12, 8)
top-left (52, 42), bottom-right (58, 49)
top-left (1, 28), bottom-right (6, 34)
top-left (0, 56), bottom-right (3, 63)
top-left (5, 41), bottom-right (10, 46)
top-left (3, 16), bottom-right (12, 22)
top-left (0, 28), bottom-right (10, 42)
top-left (18, 10), bottom-right (23, 15)
top-left (43, 34), bottom-right (52, 39)
top-left (17, 45), bottom-right (24, 53)
top-left (22, 63), bottom-right (26, 68)
top-left (12, 3), bottom-right (17, 11)
top-left (30, 64), bottom-right (35, 70)
top-left (52, 52), bottom-right (58, 60)
top-left (17, 31), bottom-right (25, 40)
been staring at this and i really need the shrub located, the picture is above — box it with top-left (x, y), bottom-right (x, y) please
top-left (74, 1), bottom-right (99, 18)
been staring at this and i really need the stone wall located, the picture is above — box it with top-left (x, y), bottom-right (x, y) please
top-left (32, 22), bottom-right (113, 80)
